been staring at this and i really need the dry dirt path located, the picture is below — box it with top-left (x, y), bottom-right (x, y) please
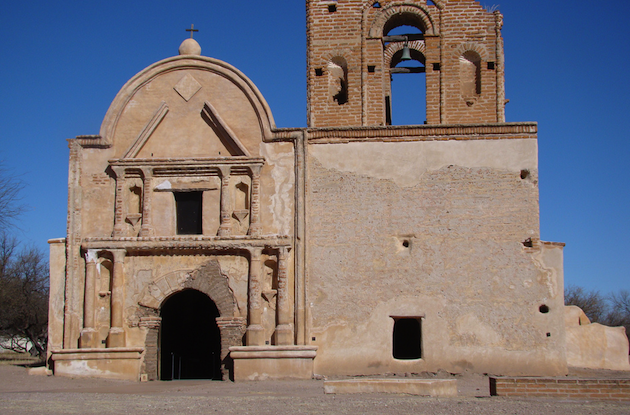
top-left (0, 365), bottom-right (628, 415)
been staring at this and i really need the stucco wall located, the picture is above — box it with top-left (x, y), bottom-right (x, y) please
top-left (305, 139), bottom-right (567, 376)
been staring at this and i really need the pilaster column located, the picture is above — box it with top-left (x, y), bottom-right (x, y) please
top-left (107, 249), bottom-right (126, 348)
top-left (247, 165), bottom-right (262, 237)
top-left (246, 247), bottom-right (264, 345)
top-left (139, 168), bottom-right (154, 237)
top-left (218, 166), bottom-right (232, 237)
top-left (79, 250), bottom-right (98, 348)
top-left (275, 247), bottom-right (293, 345)
top-left (112, 167), bottom-right (126, 237)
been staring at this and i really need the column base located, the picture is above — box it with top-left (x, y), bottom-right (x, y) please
top-left (79, 328), bottom-right (99, 349)
top-left (138, 226), bottom-right (154, 237)
top-left (275, 324), bottom-right (294, 346)
top-left (247, 224), bottom-right (262, 237)
top-left (218, 225), bottom-right (232, 237)
top-left (246, 324), bottom-right (265, 346)
top-left (106, 327), bottom-right (126, 348)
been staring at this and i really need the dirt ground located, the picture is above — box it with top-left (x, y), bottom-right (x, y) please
top-left (0, 364), bottom-right (628, 415)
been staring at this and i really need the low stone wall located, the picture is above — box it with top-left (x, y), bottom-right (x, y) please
top-left (490, 377), bottom-right (630, 401)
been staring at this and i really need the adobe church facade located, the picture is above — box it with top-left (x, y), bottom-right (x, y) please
top-left (47, 0), bottom-right (570, 381)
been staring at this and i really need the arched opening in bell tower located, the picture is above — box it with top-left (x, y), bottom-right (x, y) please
top-left (383, 18), bottom-right (427, 126)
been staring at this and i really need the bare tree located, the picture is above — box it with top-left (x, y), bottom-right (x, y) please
top-left (0, 161), bottom-right (25, 231)
top-left (0, 233), bottom-right (49, 358)
top-left (606, 290), bottom-right (630, 344)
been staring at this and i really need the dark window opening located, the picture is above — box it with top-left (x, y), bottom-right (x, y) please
top-left (328, 4), bottom-right (337, 13)
top-left (433, 62), bottom-right (441, 71)
top-left (315, 68), bottom-right (323, 76)
top-left (539, 305), bottom-right (550, 314)
top-left (488, 61), bottom-right (496, 70)
top-left (368, 65), bottom-right (376, 73)
top-left (393, 318), bottom-right (422, 359)
top-left (175, 192), bottom-right (202, 235)
top-left (385, 96), bottom-right (392, 125)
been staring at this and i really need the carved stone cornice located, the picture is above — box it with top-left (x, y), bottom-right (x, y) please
top-left (108, 157), bottom-right (265, 177)
top-left (82, 235), bottom-right (292, 252)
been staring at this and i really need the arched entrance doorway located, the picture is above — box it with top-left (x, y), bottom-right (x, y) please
top-left (160, 289), bottom-right (221, 380)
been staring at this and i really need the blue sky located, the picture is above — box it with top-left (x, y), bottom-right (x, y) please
top-left (1, 1), bottom-right (629, 294)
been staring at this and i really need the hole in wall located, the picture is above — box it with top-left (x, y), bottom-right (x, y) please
top-left (312, 337), bottom-right (316, 341)
top-left (373, 1), bottom-right (381, 8)
top-left (402, 240), bottom-right (410, 248)
top-left (539, 305), bottom-right (550, 314)
top-left (315, 68), bottom-right (323, 76)
top-left (520, 169), bottom-right (530, 180)
top-left (328, 4), bottom-right (337, 13)
top-left (433, 63), bottom-right (441, 71)
top-left (368, 65), bottom-right (376, 73)
top-left (522, 238), bottom-right (533, 248)
top-left (488, 61), bottom-right (496, 70)
top-left (546, 332), bottom-right (551, 337)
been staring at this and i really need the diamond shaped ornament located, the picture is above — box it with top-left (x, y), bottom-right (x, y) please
top-left (173, 74), bottom-right (202, 102)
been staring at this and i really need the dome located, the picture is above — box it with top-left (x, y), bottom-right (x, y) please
top-left (179, 38), bottom-right (201, 56)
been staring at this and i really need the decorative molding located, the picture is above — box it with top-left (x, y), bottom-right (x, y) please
top-left (201, 101), bottom-right (251, 157)
top-left (305, 122), bottom-right (537, 143)
top-left (82, 234), bottom-right (293, 252)
top-left (122, 102), bottom-right (169, 158)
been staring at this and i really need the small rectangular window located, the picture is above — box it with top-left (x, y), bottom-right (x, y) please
top-left (368, 65), bottom-right (376, 73)
top-left (393, 317), bottom-right (422, 359)
top-left (432, 63), bottom-right (441, 71)
top-left (487, 62), bottom-right (496, 70)
top-left (175, 192), bottom-right (202, 235)
top-left (315, 68), bottom-right (324, 76)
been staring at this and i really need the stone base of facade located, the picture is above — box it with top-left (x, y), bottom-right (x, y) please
top-left (229, 345), bottom-right (318, 381)
top-left (324, 379), bottom-right (458, 397)
top-left (50, 348), bottom-right (144, 381)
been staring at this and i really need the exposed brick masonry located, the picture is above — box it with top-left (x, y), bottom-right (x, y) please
top-left (490, 377), bottom-right (630, 402)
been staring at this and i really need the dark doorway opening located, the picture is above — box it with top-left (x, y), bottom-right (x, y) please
top-left (392, 317), bottom-right (422, 359)
top-left (160, 289), bottom-right (221, 380)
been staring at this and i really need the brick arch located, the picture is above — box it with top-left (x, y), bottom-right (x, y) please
top-left (316, 48), bottom-right (354, 69)
top-left (453, 42), bottom-right (490, 61)
top-left (384, 40), bottom-right (426, 67)
top-left (138, 259), bottom-right (239, 317)
top-left (138, 259), bottom-right (245, 381)
top-left (368, 3), bottom-right (437, 38)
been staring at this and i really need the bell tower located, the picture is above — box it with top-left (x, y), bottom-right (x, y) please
top-left (306, 0), bottom-right (506, 127)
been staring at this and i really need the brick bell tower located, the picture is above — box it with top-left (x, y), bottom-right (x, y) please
top-left (306, 0), bottom-right (507, 127)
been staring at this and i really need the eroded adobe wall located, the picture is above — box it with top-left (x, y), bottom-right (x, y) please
top-left (305, 135), bottom-right (567, 376)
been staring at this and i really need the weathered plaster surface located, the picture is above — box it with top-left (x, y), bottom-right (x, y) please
top-left (306, 144), bottom-right (566, 375)
top-left (259, 142), bottom-right (295, 236)
top-left (308, 139), bottom-right (538, 187)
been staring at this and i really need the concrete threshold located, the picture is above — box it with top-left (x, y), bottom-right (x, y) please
top-left (323, 378), bottom-right (458, 397)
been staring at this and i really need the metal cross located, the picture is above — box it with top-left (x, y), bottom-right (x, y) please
top-left (186, 24), bottom-right (198, 39)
